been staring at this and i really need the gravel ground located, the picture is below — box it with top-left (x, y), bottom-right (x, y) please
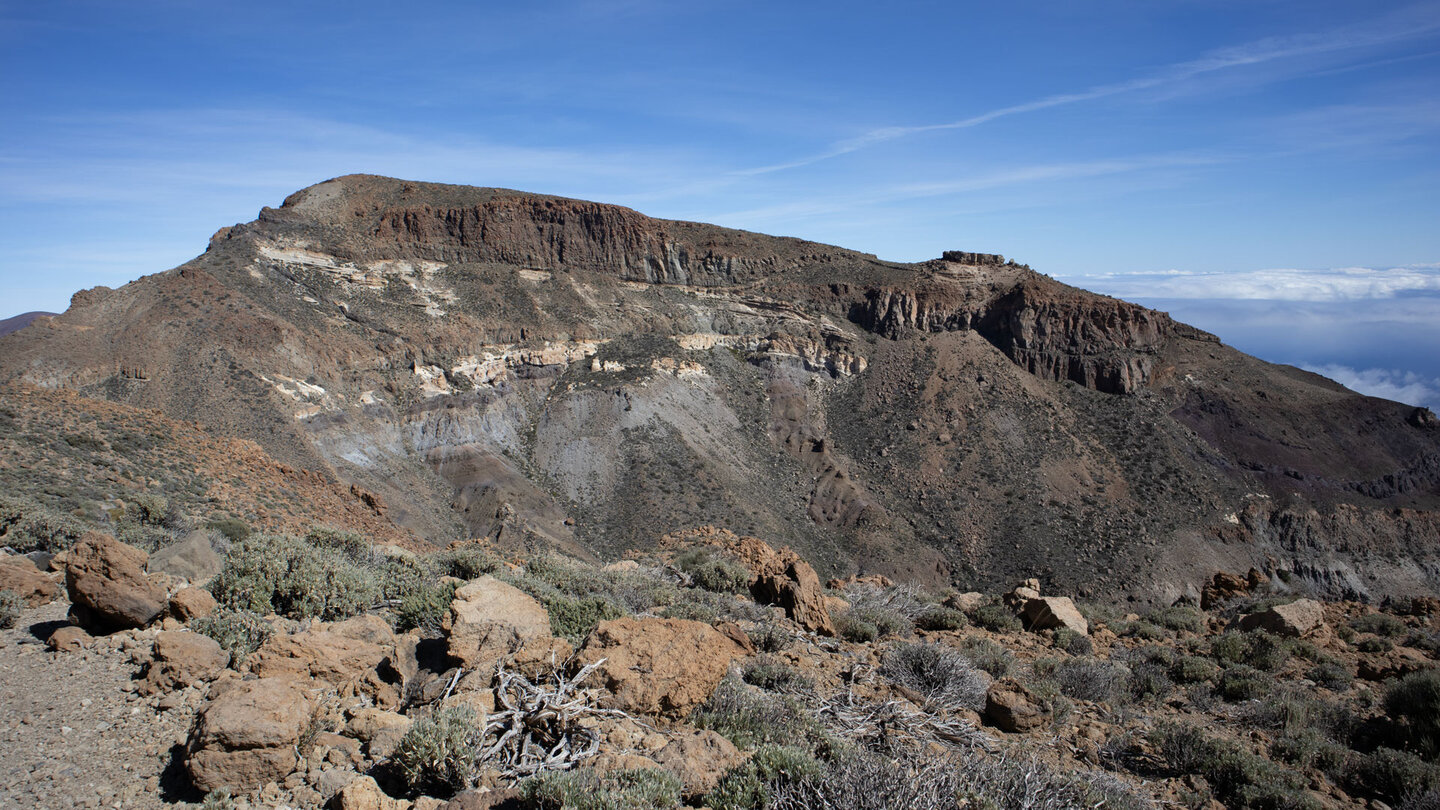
top-left (0, 598), bottom-right (203, 809)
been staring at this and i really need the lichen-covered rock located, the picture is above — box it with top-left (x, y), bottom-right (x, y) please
top-left (141, 630), bottom-right (229, 695)
top-left (64, 532), bottom-right (167, 632)
top-left (168, 586), bottom-right (217, 621)
top-left (577, 617), bottom-right (745, 718)
top-left (1239, 598), bottom-right (1326, 638)
top-left (0, 554), bottom-right (58, 607)
top-left (186, 677), bottom-right (311, 792)
top-left (984, 678), bottom-right (1047, 732)
top-left (250, 614), bottom-right (405, 708)
top-left (1021, 596), bottom-right (1089, 636)
top-left (651, 729), bottom-right (744, 797)
top-left (443, 575), bottom-right (551, 670)
top-left (47, 624), bottom-right (92, 652)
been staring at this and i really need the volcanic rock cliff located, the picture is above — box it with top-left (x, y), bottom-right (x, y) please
top-left (2, 174), bottom-right (1437, 602)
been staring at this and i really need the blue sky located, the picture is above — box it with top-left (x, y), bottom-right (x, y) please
top-left (3, 1), bottom-right (1439, 407)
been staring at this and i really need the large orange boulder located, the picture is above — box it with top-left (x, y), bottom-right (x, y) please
top-left (0, 554), bottom-right (58, 607)
top-left (64, 532), bottom-right (167, 632)
top-left (667, 528), bottom-right (834, 635)
top-left (250, 614), bottom-right (406, 708)
top-left (186, 678), bottom-right (311, 792)
top-left (577, 617), bottom-right (745, 718)
top-left (443, 575), bottom-right (552, 671)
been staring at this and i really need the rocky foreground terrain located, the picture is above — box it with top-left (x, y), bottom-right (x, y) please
top-left (0, 523), bottom-right (1438, 810)
top-left (1, 174), bottom-right (1437, 603)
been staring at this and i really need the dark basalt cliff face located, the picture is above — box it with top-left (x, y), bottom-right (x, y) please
top-left (2, 174), bottom-right (1437, 603)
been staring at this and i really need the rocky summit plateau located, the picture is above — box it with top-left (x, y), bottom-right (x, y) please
top-left (0, 175), bottom-right (1439, 810)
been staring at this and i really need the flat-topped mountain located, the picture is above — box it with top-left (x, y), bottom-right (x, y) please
top-left (3, 174), bottom-right (1437, 602)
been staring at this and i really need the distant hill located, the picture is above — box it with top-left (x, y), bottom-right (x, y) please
top-left (1, 174), bottom-right (1437, 603)
top-left (0, 311), bottom-right (55, 338)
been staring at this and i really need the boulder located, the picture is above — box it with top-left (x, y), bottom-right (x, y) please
top-left (1021, 596), bottom-right (1089, 636)
top-left (169, 586), bottom-right (217, 621)
top-left (0, 554), bottom-right (58, 607)
top-left (706, 531), bottom-right (833, 635)
top-left (944, 592), bottom-right (987, 613)
top-left (141, 631), bottom-right (229, 695)
top-left (336, 775), bottom-right (412, 810)
top-left (443, 575), bottom-right (551, 670)
top-left (344, 708), bottom-right (413, 760)
top-left (147, 529), bottom-right (224, 583)
top-left (1201, 571), bottom-right (1249, 610)
top-left (186, 677), bottom-right (311, 793)
top-left (576, 617), bottom-right (745, 718)
top-left (1003, 579), bottom-right (1042, 609)
top-left (64, 532), bottom-right (167, 632)
top-left (984, 678), bottom-right (1048, 732)
top-left (443, 789), bottom-right (522, 810)
top-left (251, 614), bottom-right (405, 708)
top-left (1238, 598), bottom-right (1326, 638)
top-left (651, 729), bottom-right (743, 797)
top-left (47, 624), bottom-right (92, 652)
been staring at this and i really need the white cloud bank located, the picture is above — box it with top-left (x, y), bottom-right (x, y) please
top-left (1066, 264), bottom-right (1440, 302)
top-left (1303, 364), bottom-right (1440, 412)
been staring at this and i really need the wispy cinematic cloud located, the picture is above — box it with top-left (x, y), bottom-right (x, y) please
top-left (1067, 264), bottom-right (1440, 301)
top-left (739, 3), bottom-right (1440, 176)
top-left (1304, 364), bottom-right (1440, 410)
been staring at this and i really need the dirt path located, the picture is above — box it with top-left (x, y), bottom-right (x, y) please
top-left (0, 599), bottom-right (202, 809)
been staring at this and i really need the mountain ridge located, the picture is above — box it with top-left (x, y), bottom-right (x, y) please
top-left (2, 174), bottom-right (1436, 603)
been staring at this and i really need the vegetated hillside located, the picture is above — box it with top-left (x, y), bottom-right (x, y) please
top-left (0, 174), bottom-right (1437, 603)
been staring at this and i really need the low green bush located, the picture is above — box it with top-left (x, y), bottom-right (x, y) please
top-left (747, 621), bottom-right (792, 653)
top-left (191, 608), bottom-right (272, 664)
top-left (742, 655), bottom-right (813, 693)
top-left (1357, 635), bottom-right (1394, 653)
top-left (1052, 627), bottom-right (1094, 656)
top-left (1307, 660), bottom-right (1353, 691)
top-left (391, 706), bottom-right (483, 797)
top-left (1271, 728), bottom-right (1349, 772)
top-left (522, 768), bottom-right (682, 810)
top-left (544, 595), bottom-right (626, 644)
top-left (394, 580), bottom-right (460, 633)
top-left (705, 745), bottom-right (821, 810)
top-left (1217, 665), bottom-right (1274, 701)
top-left (1127, 661), bottom-right (1174, 703)
top-left (1146, 605), bottom-right (1206, 634)
top-left (1054, 657), bottom-right (1129, 703)
top-left (208, 533), bottom-right (383, 620)
top-left (1170, 655), bottom-right (1220, 684)
top-left (674, 547), bottom-right (750, 594)
top-left (1350, 613), bottom-right (1406, 638)
top-left (1210, 630), bottom-right (1291, 672)
top-left (970, 604), bottom-right (1022, 633)
top-left (1386, 670), bottom-right (1440, 760)
top-left (915, 605), bottom-right (968, 632)
top-left (0, 589), bottom-right (23, 629)
top-left (880, 641), bottom-right (987, 711)
top-left (693, 677), bottom-right (828, 752)
top-left (1156, 722), bottom-right (1317, 810)
top-left (958, 636), bottom-right (1015, 677)
top-left (0, 496), bottom-right (86, 552)
top-left (1346, 747), bottom-right (1440, 804)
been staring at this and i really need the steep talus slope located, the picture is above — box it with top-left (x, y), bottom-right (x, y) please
top-left (1, 174), bottom-right (1436, 602)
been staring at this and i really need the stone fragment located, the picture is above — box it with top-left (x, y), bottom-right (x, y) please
top-left (651, 729), bottom-right (744, 797)
top-left (47, 624), bottom-right (92, 652)
top-left (147, 529), bottom-right (224, 583)
top-left (577, 617), bottom-right (745, 718)
top-left (984, 678), bottom-right (1047, 732)
top-left (250, 614), bottom-right (404, 708)
top-left (1004, 579), bottom-right (1042, 609)
top-left (186, 677), bottom-right (311, 793)
top-left (443, 575), bottom-right (551, 670)
top-left (0, 554), bottom-right (59, 607)
top-left (141, 630), bottom-right (228, 695)
top-left (1021, 596), bottom-right (1089, 636)
top-left (944, 592), bottom-right (987, 613)
top-left (336, 775), bottom-right (412, 810)
top-left (1238, 598), bottom-right (1326, 638)
top-left (712, 532), bottom-right (834, 635)
top-left (1201, 571), bottom-right (1249, 610)
top-left (345, 708), bottom-right (413, 759)
top-left (169, 586), bottom-right (217, 621)
top-left (64, 532), bottom-right (167, 632)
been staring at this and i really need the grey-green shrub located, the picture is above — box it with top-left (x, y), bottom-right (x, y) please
top-left (1053, 627), bottom-right (1094, 656)
top-left (1170, 655), bottom-right (1220, 684)
top-left (1054, 657), bottom-right (1129, 703)
top-left (693, 677), bottom-right (826, 752)
top-left (391, 706), bottom-right (483, 797)
top-left (958, 636), bottom-right (1015, 677)
top-left (970, 604), bottom-right (1022, 633)
top-left (394, 580), bottom-right (459, 633)
top-left (675, 547), bottom-right (750, 594)
top-left (208, 533), bottom-right (382, 621)
top-left (1156, 722), bottom-right (1317, 810)
top-left (1218, 665), bottom-right (1274, 701)
top-left (522, 768), bottom-right (682, 810)
top-left (191, 608), bottom-right (271, 664)
top-left (880, 641), bottom-right (987, 711)
top-left (914, 606), bottom-right (967, 632)
top-left (545, 595), bottom-right (626, 643)
top-left (1386, 670), bottom-right (1440, 760)
top-left (0, 589), bottom-right (23, 629)
top-left (706, 745), bottom-right (821, 810)
top-left (1350, 613), bottom-right (1406, 638)
top-left (742, 655), bottom-right (813, 694)
top-left (0, 496), bottom-right (86, 552)
top-left (1146, 605), bottom-right (1205, 634)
